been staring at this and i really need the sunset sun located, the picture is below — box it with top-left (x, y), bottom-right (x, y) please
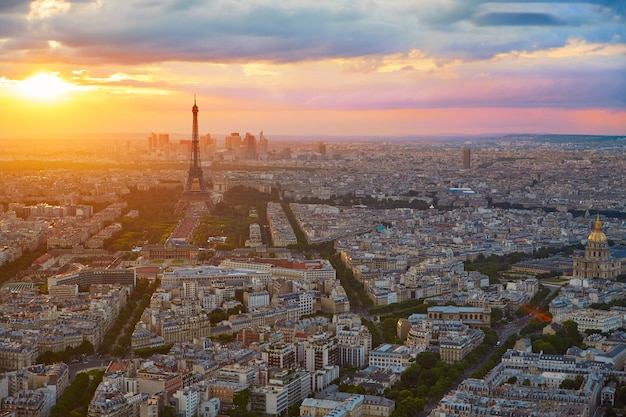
top-left (17, 72), bottom-right (76, 101)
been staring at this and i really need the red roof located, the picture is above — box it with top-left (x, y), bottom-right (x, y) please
top-left (107, 361), bottom-right (127, 373)
top-left (34, 253), bottom-right (53, 264)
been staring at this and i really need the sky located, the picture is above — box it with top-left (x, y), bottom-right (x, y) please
top-left (0, 0), bottom-right (625, 138)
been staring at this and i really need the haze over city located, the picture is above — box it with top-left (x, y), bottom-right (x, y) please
top-left (1, 0), bottom-right (625, 138)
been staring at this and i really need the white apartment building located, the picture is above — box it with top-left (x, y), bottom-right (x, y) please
top-left (305, 333), bottom-right (338, 372)
top-left (336, 326), bottom-right (373, 368)
top-left (199, 398), bottom-right (220, 417)
top-left (173, 386), bottom-right (199, 417)
top-left (250, 369), bottom-right (312, 415)
top-left (368, 344), bottom-right (411, 369)
top-left (216, 365), bottom-right (258, 385)
top-left (244, 291), bottom-right (270, 310)
top-left (557, 308), bottom-right (622, 333)
top-left (299, 292), bottom-right (315, 317)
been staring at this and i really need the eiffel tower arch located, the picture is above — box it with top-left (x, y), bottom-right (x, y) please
top-left (174, 98), bottom-right (216, 215)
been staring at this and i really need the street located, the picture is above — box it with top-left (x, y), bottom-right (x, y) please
top-left (68, 357), bottom-right (110, 381)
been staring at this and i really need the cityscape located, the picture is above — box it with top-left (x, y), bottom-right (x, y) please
top-left (1, 1), bottom-right (626, 417)
top-left (0, 107), bottom-right (625, 417)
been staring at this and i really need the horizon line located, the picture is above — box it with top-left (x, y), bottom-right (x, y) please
top-left (1, 132), bottom-right (625, 141)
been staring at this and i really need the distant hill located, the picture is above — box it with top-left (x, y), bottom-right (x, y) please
top-left (499, 134), bottom-right (626, 144)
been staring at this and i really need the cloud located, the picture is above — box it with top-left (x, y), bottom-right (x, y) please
top-left (4, 1), bottom-right (400, 64)
top-left (0, 0), bottom-right (621, 66)
top-left (0, 0), bottom-right (623, 117)
top-left (186, 39), bottom-right (626, 111)
top-left (471, 12), bottom-right (566, 26)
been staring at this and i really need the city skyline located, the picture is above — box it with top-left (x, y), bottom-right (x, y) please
top-left (1, 0), bottom-right (625, 138)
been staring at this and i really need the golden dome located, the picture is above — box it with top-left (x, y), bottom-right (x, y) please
top-left (588, 215), bottom-right (607, 243)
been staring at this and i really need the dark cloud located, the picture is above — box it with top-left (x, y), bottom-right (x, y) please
top-left (472, 12), bottom-right (566, 26)
top-left (477, 0), bottom-right (625, 16)
top-left (0, 15), bottom-right (25, 37)
top-left (0, 0), bottom-right (30, 13)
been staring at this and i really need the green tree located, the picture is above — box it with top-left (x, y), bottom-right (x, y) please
top-left (209, 308), bottom-right (227, 325)
top-left (490, 308), bottom-right (503, 326)
top-left (559, 376), bottom-right (584, 390)
top-left (36, 351), bottom-right (56, 365)
top-left (381, 317), bottom-right (400, 343)
top-left (78, 340), bottom-right (94, 355)
top-left (228, 388), bottom-right (260, 417)
top-left (338, 383), bottom-right (366, 394)
top-left (161, 406), bottom-right (178, 417)
top-left (51, 370), bottom-right (103, 417)
top-left (392, 395), bottom-right (425, 417)
top-left (559, 320), bottom-right (583, 346)
top-left (415, 351), bottom-right (440, 370)
top-left (483, 328), bottom-right (499, 346)
top-left (362, 319), bottom-right (383, 348)
top-left (112, 345), bottom-right (126, 357)
top-left (520, 318), bottom-right (546, 336)
top-left (400, 363), bottom-right (422, 387)
top-left (104, 187), bottom-right (180, 251)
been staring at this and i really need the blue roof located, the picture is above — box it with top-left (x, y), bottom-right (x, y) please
top-left (605, 344), bottom-right (626, 359)
top-left (610, 248), bottom-right (626, 259)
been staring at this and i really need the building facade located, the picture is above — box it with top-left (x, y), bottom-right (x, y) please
top-left (304, 334), bottom-right (338, 372)
top-left (427, 305), bottom-right (491, 328)
top-left (573, 216), bottom-right (621, 280)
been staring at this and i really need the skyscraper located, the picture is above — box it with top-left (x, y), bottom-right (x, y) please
top-left (258, 130), bottom-right (269, 156)
top-left (225, 132), bottom-right (241, 150)
top-left (462, 147), bottom-right (471, 169)
top-left (158, 133), bottom-right (169, 149)
top-left (243, 132), bottom-right (257, 159)
top-left (148, 132), bottom-right (158, 154)
top-left (200, 134), bottom-right (216, 159)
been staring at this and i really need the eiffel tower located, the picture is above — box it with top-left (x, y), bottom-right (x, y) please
top-left (174, 98), bottom-right (215, 215)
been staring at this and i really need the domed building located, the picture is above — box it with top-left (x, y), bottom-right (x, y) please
top-left (572, 215), bottom-right (621, 280)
